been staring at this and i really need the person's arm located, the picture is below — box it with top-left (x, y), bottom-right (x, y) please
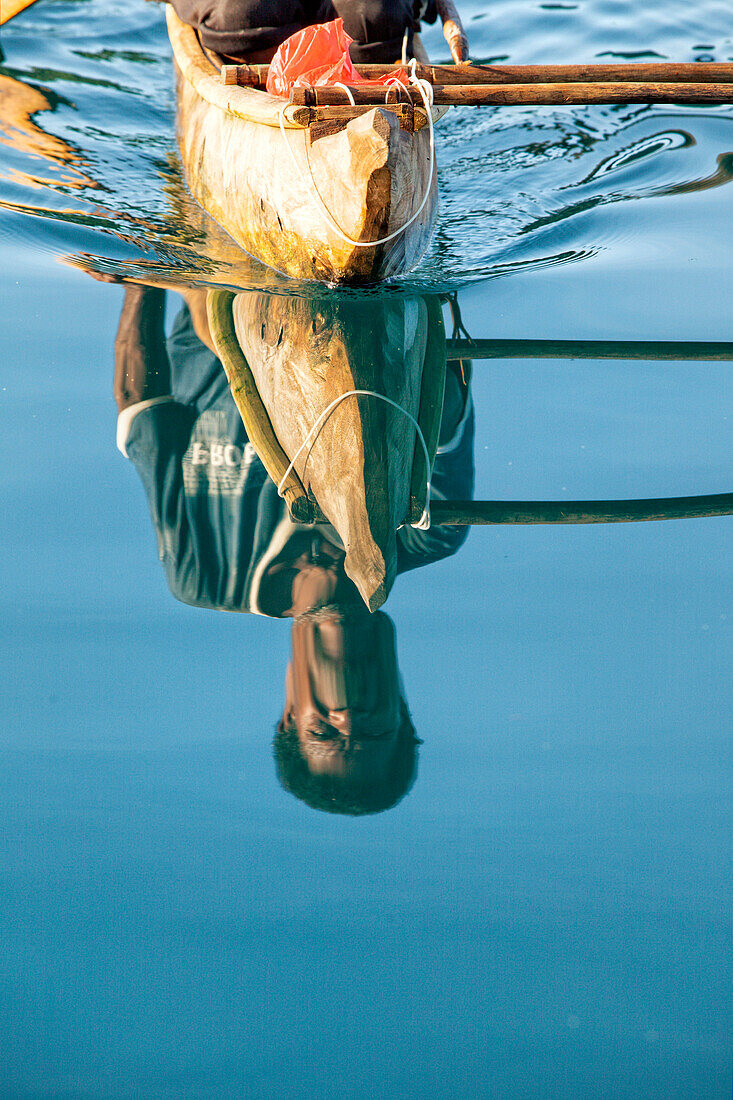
top-left (114, 285), bottom-right (171, 412)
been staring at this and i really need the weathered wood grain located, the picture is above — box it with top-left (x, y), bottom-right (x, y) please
top-left (206, 289), bottom-right (312, 521)
top-left (171, 6), bottom-right (438, 283)
top-left (230, 293), bottom-right (434, 610)
top-left (292, 82), bottom-right (733, 106)
top-left (221, 62), bottom-right (733, 88)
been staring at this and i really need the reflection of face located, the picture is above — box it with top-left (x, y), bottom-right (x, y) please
top-left (282, 611), bottom-right (402, 783)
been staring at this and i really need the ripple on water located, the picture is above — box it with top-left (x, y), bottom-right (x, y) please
top-left (0, 0), bottom-right (732, 291)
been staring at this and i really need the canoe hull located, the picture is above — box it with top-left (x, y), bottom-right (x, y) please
top-left (172, 45), bottom-right (437, 283)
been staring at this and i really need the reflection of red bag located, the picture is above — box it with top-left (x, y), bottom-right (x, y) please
top-left (266, 19), bottom-right (407, 98)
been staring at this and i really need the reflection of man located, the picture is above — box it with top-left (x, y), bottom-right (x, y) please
top-left (114, 284), bottom-right (473, 813)
top-left (274, 548), bottom-right (420, 814)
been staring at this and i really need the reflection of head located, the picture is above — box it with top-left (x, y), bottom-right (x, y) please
top-left (274, 698), bottom-right (419, 816)
top-left (275, 607), bottom-right (419, 816)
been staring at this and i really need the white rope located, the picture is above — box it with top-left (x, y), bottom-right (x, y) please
top-left (278, 62), bottom-right (436, 249)
top-left (383, 77), bottom-right (411, 105)
top-left (333, 81), bottom-right (355, 105)
top-left (277, 389), bottom-right (432, 530)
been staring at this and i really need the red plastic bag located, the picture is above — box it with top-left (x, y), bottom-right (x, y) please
top-left (266, 19), bottom-right (360, 97)
top-left (266, 19), bottom-right (408, 98)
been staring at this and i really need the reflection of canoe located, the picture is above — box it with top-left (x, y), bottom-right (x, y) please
top-left (166, 6), bottom-right (438, 285)
top-left (208, 290), bottom-right (446, 610)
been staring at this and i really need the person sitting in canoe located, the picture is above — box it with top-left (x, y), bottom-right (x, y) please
top-left (170, 0), bottom-right (438, 62)
top-left (108, 280), bottom-right (474, 813)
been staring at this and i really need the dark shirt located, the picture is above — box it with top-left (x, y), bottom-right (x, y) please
top-left (171, 0), bottom-right (437, 60)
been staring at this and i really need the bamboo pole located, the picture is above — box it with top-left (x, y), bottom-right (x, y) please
top-left (206, 290), bottom-right (314, 523)
top-left (429, 493), bottom-right (733, 525)
top-left (446, 338), bottom-right (733, 361)
top-left (221, 62), bottom-right (733, 88)
top-left (371, 62), bottom-right (733, 85)
top-left (290, 81), bottom-right (733, 107)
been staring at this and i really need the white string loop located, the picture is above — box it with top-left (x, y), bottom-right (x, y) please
top-left (383, 77), bottom-right (410, 105)
top-left (278, 60), bottom-right (436, 249)
top-left (333, 81), bottom-right (356, 105)
top-left (277, 389), bottom-right (432, 530)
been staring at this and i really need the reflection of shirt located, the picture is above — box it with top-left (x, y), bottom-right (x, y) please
top-left (120, 305), bottom-right (271, 612)
top-left (120, 306), bottom-right (474, 615)
top-left (397, 394), bottom-right (474, 575)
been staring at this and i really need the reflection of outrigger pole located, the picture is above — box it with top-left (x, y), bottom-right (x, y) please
top-left (446, 339), bottom-right (733, 362)
top-left (442, 295), bottom-right (733, 363)
top-left (429, 495), bottom-right (733, 526)
top-left (208, 290), bottom-right (732, 529)
top-left (441, 332), bottom-right (733, 523)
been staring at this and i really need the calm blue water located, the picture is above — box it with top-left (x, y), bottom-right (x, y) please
top-left (1, 1), bottom-right (731, 1096)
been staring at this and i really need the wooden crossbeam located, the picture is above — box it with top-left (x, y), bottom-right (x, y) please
top-left (357, 61), bottom-right (733, 85)
top-left (221, 61), bottom-right (733, 89)
top-left (290, 82), bottom-right (733, 107)
top-left (446, 339), bottom-right (733, 361)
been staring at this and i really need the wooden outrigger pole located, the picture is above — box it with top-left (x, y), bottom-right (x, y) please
top-left (224, 56), bottom-right (733, 108)
top-left (289, 81), bottom-right (733, 107)
top-left (221, 0), bottom-right (733, 108)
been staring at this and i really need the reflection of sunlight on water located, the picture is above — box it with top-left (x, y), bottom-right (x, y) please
top-left (0, 73), bottom-right (98, 191)
top-left (0, 0), bottom-right (732, 291)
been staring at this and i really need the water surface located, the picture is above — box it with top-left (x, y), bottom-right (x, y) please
top-left (0, 0), bottom-right (731, 1096)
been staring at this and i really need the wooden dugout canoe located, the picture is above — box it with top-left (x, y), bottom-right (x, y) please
top-left (167, 6), bottom-right (439, 285)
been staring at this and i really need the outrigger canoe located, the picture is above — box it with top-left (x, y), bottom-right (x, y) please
top-left (166, 3), bottom-right (733, 286)
top-left (166, 6), bottom-right (439, 284)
